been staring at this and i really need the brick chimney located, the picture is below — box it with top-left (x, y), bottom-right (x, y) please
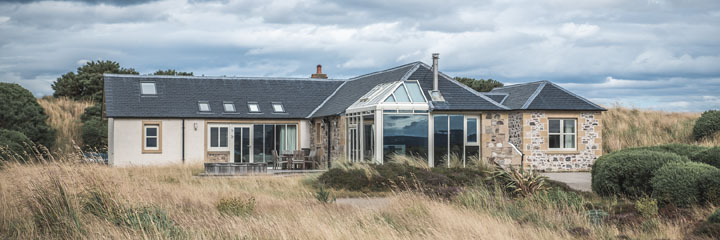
top-left (311, 64), bottom-right (328, 79)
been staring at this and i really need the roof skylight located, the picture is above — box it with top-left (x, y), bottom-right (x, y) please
top-left (198, 101), bottom-right (210, 112)
top-left (223, 102), bottom-right (236, 112)
top-left (141, 82), bottom-right (156, 95)
top-left (272, 103), bottom-right (285, 113)
top-left (247, 102), bottom-right (260, 113)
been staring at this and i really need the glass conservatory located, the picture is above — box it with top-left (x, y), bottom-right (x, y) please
top-left (345, 80), bottom-right (481, 167)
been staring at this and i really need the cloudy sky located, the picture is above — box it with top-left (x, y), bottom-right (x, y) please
top-left (1, 0), bottom-right (719, 111)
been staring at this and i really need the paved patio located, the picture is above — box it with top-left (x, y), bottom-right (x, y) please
top-left (541, 172), bottom-right (592, 192)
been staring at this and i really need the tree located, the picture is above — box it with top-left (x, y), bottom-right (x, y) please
top-left (454, 77), bottom-right (504, 92)
top-left (80, 103), bottom-right (107, 151)
top-left (52, 60), bottom-right (138, 102)
top-left (153, 69), bottom-right (193, 76)
top-left (0, 83), bottom-right (56, 148)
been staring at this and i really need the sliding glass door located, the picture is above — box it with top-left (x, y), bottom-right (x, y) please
top-left (232, 126), bottom-right (251, 163)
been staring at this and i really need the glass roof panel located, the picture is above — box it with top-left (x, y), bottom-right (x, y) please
top-left (385, 95), bottom-right (396, 103)
top-left (392, 85), bottom-right (410, 102)
top-left (405, 81), bottom-right (425, 103)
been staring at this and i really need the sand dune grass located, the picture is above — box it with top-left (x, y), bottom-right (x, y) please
top-left (602, 107), bottom-right (720, 153)
top-left (0, 162), bottom-right (571, 239)
top-left (36, 97), bottom-right (94, 153)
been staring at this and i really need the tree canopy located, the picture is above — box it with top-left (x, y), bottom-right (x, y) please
top-left (454, 77), bottom-right (504, 92)
top-left (0, 83), bottom-right (56, 148)
top-left (153, 69), bottom-right (194, 76)
top-left (80, 102), bottom-right (107, 151)
top-left (52, 60), bottom-right (138, 102)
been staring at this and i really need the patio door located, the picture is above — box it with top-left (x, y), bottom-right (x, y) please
top-left (232, 126), bottom-right (252, 163)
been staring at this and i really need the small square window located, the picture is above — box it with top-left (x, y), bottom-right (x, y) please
top-left (141, 82), bottom-right (156, 95)
top-left (247, 102), bottom-right (260, 113)
top-left (223, 103), bottom-right (235, 112)
top-left (198, 102), bottom-right (210, 112)
top-left (272, 103), bottom-right (285, 113)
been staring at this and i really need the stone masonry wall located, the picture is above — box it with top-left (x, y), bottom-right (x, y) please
top-left (508, 112), bottom-right (523, 148)
top-left (207, 152), bottom-right (229, 162)
top-left (309, 116), bottom-right (346, 167)
top-left (523, 111), bottom-right (602, 171)
top-left (481, 112), bottom-right (522, 167)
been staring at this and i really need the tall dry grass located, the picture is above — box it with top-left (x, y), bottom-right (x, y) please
top-left (602, 106), bottom-right (720, 153)
top-left (37, 97), bottom-right (94, 153)
top-left (0, 162), bottom-right (570, 239)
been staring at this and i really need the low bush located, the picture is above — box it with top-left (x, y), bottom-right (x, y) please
top-left (650, 161), bottom-right (719, 207)
top-left (640, 143), bottom-right (708, 160)
top-left (709, 209), bottom-right (720, 224)
top-left (316, 187), bottom-right (336, 203)
top-left (216, 197), bottom-right (255, 217)
top-left (592, 149), bottom-right (687, 197)
top-left (634, 197), bottom-right (658, 219)
top-left (693, 110), bottom-right (720, 140)
top-left (701, 171), bottom-right (720, 205)
top-left (317, 168), bottom-right (371, 191)
top-left (693, 147), bottom-right (720, 168)
top-left (0, 129), bottom-right (32, 162)
top-left (694, 209), bottom-right (720, 238)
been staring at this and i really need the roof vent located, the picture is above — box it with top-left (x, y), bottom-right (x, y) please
top-left (311, 64), bottom-right (328, 79)
top-left (428, 53), bottom-right (445, 101)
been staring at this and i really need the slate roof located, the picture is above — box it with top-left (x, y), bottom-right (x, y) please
top-left (488, 80), bottom-right (605, 111)
top-left (104, 62), bottom-right (604, 119)
top-left (104, 75), bottom-right (344, 119)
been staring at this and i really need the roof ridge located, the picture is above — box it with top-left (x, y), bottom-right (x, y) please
top-left (521, 82), bottom-right (546, 109)
top-left (347, 62), bottom-right (421, 81)
top-left (103, 73), bottom-right (348, 82)
top-left (544, 81), bottom-right (607, 110)
top-left (416, 62), bottom-right (510, 110)
top-left (307, 80), bottom-right (349, 118)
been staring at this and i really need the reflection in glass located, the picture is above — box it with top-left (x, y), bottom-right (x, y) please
top-left (363, 115), bottom-right (375, 161)
top-left (405, 81), bottom-right (425, 102)
top-left (433, 115), bottom-right (448, 167)
top-left (467, 118), bottom-right (477, 143)
top-left (393, 85), bottom-right (411, 102)
top-left (264, 125), bottom-right (275, 164)
top-left (383, 114), bottom-right (428, 163)
top-left (564, 120), bottom-right (575, 133)
top-left (449, 115), bottom-right (464, 167)
top-left (219, 127), bottom-right (228, 147)
top-left (549, 120), bottom-right (560, 133)
top-left (210, 127), bottom-right (218, 147)
top-left (254, 125), bottom-right (264, 162)
top-left (549, 135), bottom-right (561, 148)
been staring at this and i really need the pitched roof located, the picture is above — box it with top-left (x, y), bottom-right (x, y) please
top-left (104, 75), bottom-right (344, 119)
top-left (488, 80), bottom-right (605, 111)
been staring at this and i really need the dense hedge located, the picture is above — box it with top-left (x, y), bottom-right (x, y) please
top-left (694, 147), bottom-right (720, 169)
top-left (639, 144), bottom-right (707, 160)
top-left (317, 163), bottom-right (488, 194)
top-left (693, 110), bottom-right (720, 140)
top-left (591, 149), bottom-right (687, 197)
top-left (0, 129), bottom-right (32, 161)
top-left (650, 162), bottom-right (719, 207)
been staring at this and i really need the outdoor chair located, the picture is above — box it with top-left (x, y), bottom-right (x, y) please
top-left (305, 150), bottom-right (319, 169)
top-left (272, 150), bottom-right (288, 170)
top-left (290, 150), bottom-right (306, 170)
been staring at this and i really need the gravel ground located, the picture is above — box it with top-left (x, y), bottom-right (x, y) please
top-left (541, 172), bottom-right (592, 192)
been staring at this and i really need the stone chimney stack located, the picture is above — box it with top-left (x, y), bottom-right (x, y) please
top-left (311, 64), bottom-right (328, 79)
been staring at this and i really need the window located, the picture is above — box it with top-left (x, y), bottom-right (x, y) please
top-left (466, 117), bottom-right (478, 143)
top-left (549, 119), bottom-right (576, 149)
top-left (384, 81), bottom-right (427, 103)
top-left (272, 103), bottom-right (285, 113)
top-left (198, 101), bottom-right (210, 112)
top-left (142, 122), bottom-right (161, 153)
top-left (141, 82), bottom-right (156, 95)
top-left (247, 102), bottom-right (260, 113)
top-left (223, 102), bottom-right (236, 112)
top-left (209, 126), bottom-right (228, 150)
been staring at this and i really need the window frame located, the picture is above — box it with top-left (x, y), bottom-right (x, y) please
top-left (140, 82), bottom-right (156, 95)
top-left (223, 102), bottom-right (236, 113)
top-left (465, 116), bottom-right (480, 145)
top-left (198, 101), bottom-right (211, 112)
top-left (548, 118), bottom-right (577, 150)
top-left (247, 102), bottom-right (261, 113)
top-left (142, 121), bottom-right (162, 153)
top-left (207, 124), bottom-right (230, 151)
top-left (271, 102), bottom-right (285, 113)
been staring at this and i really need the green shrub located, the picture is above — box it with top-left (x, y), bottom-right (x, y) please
top-left (693, 110), bottom-right (720, 140)
top-left (693, 147), bottom-right (720, 168)
top-left (709, 209), bottom-right (720, 224)
top-left (316, 187), bottom-right (336, 203)
top-left (0, 129), bottom-right (32, 162)
top-left (650, 161), bottom-right (719, 207)
top-left (640, 143), bottom-right (708, 160)
top-left (0, 83), bottom-right (56, 149)
top-left (592, 149), bottom-right (687, 197)
top-left (634, 197), bottom-right (658, 219)
top-left (701, 171), bottom-right (720, 205)
top-left (318, 168), bottom-right (371, 191)
top-left (216, 197), bottom-right (255, 217)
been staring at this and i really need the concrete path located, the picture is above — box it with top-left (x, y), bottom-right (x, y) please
top-left (541, 172), bottom-right (592, 192)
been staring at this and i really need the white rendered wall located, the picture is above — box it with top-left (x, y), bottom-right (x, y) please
top-left (110, 119), bottom-right (205, 167)
top-left (300, 120), bottom-right (311, 149)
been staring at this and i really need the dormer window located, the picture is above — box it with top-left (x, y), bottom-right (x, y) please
top-left (198, 101), bottom-right (210, 112)
top-left (272, 103), bottom-right (285, 113)
top-left (247, 102), bottom-right (260, 113)
top-left (141, 82), bottom-right (156, 95)
top-left (223, 102), bottom-right (236, 112)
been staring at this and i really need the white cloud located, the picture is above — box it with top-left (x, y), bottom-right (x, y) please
top-left (558, 22), bottom-right (599, 39)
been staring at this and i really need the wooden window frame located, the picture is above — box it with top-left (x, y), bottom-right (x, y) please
top-left (548, 118), bottom-right (577, 150)
top-left (207, 124), bottom-right (230, 151)
top-left (142, 121), bottom-right (162, 154)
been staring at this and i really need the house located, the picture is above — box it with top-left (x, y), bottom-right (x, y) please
top-left (104, 54), bottom-right (605, 171)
